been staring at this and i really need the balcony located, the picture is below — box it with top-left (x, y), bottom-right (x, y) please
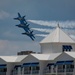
top-left (0, 72), bottom-right (6, 75)
top-left (44, 69), bottom-right (51, 73)
top-left (23, 70), bottom-right (39, 75)
top-left (44, 69), bottom-right (56, 75)
top-left (24, 71), bottom-right (31, 74)
top-left (66, 69), bottom-right (73, 72)
top-left (32, 70), bottom-right (39, 74)
top-left (57, 69), bottom-right (65, 73)
top-left (44, 69), bottom-right (74, 75)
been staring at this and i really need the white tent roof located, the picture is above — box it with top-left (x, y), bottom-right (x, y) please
top-left (0, 53), bottom-right (61, 62)
top-left (0, 55), bottom-right (27, 62)
top-left (65, 52), bottom-right (75, 58)
top-left (48, 53), bottom-right (61, 60)
top-left (31, 53), bottom-right (61, 60)
top-left (1, 52), bottom-right (75, 62)
top-left (31, 54), bottom-right (50, 60)
top-left (15, 55), bottom-right (28, 62)
top-left (40, 26), bottom-right (75, 44)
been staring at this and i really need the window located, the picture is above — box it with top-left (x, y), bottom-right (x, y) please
top-left (66, 64), bottom-right (74, 69)
top-left (32, 66), bottom-right (39, 70)
top-left (58, 65), bottom-right (65, 72)
top-left (62, 45), bottom-right (72, 52)
top-left (24, 66), bottom-right (31, 74)
top-left (0, 68), bottom-right (7, 72)
top-left (66, 64), bottom-right (74, 72)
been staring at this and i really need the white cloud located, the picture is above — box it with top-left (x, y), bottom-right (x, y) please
top-left (3, 31), bottom-right (17, 38)
top-left (0, 40), bottom-right (40, 55)
top-left (0, 10), bottom-right (10, 19)
top-left (0, 40), bottom-right (9, 50)
top-left (0, 40), bottom-right (19, 55)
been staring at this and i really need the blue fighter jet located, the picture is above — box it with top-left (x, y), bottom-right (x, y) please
top-left (14, 12), bottom-right (35, 41)
top-left (16, 22), bottom-right (31, 33)
top-left (22, 31), bottom-right (35, 41)
top-left (23, 26), bottom-right (31, 34)
top-left (14, 13), bottom-right (26, 24)
top-left (16, 23), bottom-right (29, 28)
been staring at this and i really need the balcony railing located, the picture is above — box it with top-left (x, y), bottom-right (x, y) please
top-left (44, 70), bottom-right (51, 73)
top-left (44, 69), bottom-right (56, 74)
top-left (24, 70), bottom-right (39, 74)
top-left (66, 69), bottom-right (73, 72)
top-left (0, 72), bottom-right (6, 75)
top-left (44, 69), bottom-right (74, 75)
top-left (24, 71), bottom-right (31, 74)
top-left (32, 70), bottom-right (39, 74)
top-left (57, 69), bottom-right (65, 73)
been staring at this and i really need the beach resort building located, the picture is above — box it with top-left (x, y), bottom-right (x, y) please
top-left (0, 26), bottom-right (75, 75)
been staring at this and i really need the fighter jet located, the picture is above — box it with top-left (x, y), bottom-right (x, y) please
top-left (14, 13), bottom-right (26, 23)
top-left (22, 31), bottom-right (35, 41)
top-left (14, 12), bottom-right (35, 41)
top-left (16, 23), bottom-right (29, 28)
top-left (16, 23), bottom-right (31, 33)
top-left (23, 26), bottom-right (31, 34)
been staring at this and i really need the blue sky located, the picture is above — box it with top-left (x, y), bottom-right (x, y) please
top-left (0, 0), bottom-right (75, 55)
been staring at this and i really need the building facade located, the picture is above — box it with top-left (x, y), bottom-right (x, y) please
top-left (0, 26), bottom-right (75, 75)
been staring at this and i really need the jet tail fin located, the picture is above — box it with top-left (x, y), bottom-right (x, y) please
top-left (23, 15), bottom-right (25, 18)
top-left (18, 12), bottom-right (21, 17)
top-left (31, 31), bottom-right (33, 34)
